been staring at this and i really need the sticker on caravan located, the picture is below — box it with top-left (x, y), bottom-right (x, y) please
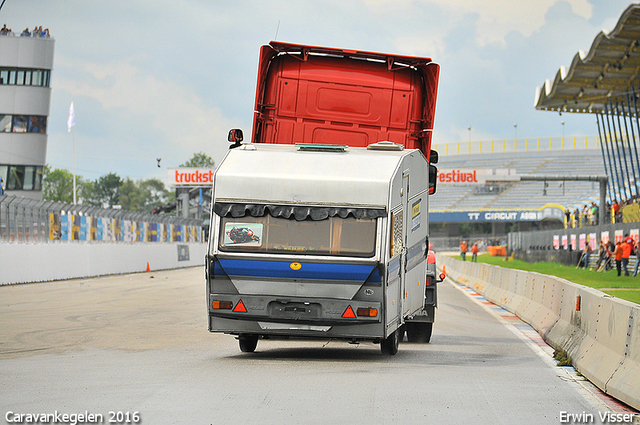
top-left (411, 200), bottom-right (421, 232)
top-left (224, 223), bottom-right (263, 246)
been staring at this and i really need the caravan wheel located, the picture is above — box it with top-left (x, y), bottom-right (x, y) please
top-left (238, 334), bottom-right (258, 352)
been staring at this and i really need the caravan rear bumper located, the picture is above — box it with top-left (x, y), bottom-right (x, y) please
top-left (208, 293), bottom-right (383, 339)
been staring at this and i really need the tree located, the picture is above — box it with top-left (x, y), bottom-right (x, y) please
top-left (43, 166), bottom-right (173, 213)
top-left (42, 165), bottom-right (80, 203)
top-left (140, 178), bottom-right (172, 211)
top-left (118, 178), bottom-right (144, 212)
top-left (180, 152), bottom-right (215, 168)
top-left (119, 178), bottom-right (172, 213)
top-left (91, 173), bottom-right (122, 207)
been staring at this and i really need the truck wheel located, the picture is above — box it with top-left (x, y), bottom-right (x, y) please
top-left (398, 325), bottom-right (406, 342)
top-left (407, 322), bottom-right (432, 343)
top-left (380, 330), bottom-right (399, 355)
top-left (238, 334), bottom-right (258, 352)
top-left (421, 323), bottom-right (433, 343)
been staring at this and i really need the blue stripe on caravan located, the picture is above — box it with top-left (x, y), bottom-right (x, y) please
top-left (218, 259), bottom-right (374, 281)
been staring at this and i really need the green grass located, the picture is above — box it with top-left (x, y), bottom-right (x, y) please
top-left (452, 254), bottom-right (640, 304)
top-left (602, 290), bottom-right (640, 305)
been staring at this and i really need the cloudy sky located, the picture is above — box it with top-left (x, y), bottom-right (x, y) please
top-left (0, 0), bottom-right (634, 183)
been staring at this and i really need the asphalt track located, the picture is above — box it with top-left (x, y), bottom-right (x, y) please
top-left (1, 267), bottom-right (637, 424)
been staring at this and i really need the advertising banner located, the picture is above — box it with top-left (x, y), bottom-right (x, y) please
top-left (168, 168), bottom-right (214, 187)
top-left (430, 210), bottom-right (539, 222)
top-left (437, 168), bottom-right (518, 184)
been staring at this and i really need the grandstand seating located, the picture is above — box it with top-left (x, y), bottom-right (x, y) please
top-left (431, 149), bottom-right (606, 211)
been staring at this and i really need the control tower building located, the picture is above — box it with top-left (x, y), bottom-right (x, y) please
top-left (0, 30), bottom-right (55, 200)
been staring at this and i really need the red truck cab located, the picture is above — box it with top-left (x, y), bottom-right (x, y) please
top-left (251, 41), bottom-right (439, 162)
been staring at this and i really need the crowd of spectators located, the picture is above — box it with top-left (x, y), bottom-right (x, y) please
top-left (0, 24), bottom-right (50, 37)
top-left (565, 196), bottom-right (640, 228)
top-left (577, 234), bottom-right (640, 277)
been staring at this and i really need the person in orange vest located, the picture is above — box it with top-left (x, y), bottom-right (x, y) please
top-left (614, 241), bottom-right (624, 276)
top-left (621, 236), bottom-right (632, 276)
top-left (632, 239), bottom-right (640, 277)
top-left (460, 240), bottom-right (468, 261)
top-left (471, 243), bottom-right (479, 262)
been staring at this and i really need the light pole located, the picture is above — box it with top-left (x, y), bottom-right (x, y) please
top-left (561, 120), bottom-right (565, 139)
top-left (468, 125), bottom-right (471, 142)
top-left (513, 123), bottom-right (517, 140)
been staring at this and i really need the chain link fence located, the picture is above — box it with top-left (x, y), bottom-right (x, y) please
top-left (0, 195), bottom-right (204, 244)
top-left (429, 234), bottom-right (508, 253)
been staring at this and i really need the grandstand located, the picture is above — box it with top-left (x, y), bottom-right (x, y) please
top-left (432, 147), bottom-right (604, 211)
top-left (429, 145), bottom-right (606, 248)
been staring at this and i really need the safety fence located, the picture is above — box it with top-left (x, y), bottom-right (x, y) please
top-left (432, 135), bottom-right (600, 156)
top-left (0, 195), bottom-right (204, 244)
top-left (437, 253), bottom-right (640, 410)
top-left (508, 222), bottom-right (639, 254)
top-left (430, 234), bottom-right (507, 252)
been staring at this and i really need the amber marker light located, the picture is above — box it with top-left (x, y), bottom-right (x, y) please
top-left (212, 300), bottom-right (233, 310)
top-left (356, 307), bottom-right (378, 317)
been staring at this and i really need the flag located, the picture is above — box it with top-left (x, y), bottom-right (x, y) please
top-left (67, 101), bottom-right (76, 132)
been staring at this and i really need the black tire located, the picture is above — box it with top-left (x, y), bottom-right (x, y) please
top-left (380, 329), bottom-right (399, 355)
top-left (398, 325), bottom-right (406, 342)
top-left (238, 334), bottom-right (258, 352)
top-left (407, 322), bottom-right (433, 343)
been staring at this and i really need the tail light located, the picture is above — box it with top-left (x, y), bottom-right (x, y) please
top-left (211, 300), bottom-right (233, 310)
top-left (356, 307), bottom-right (378, 317)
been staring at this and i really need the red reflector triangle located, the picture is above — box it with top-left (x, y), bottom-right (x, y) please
top-left (233, 300), bottom-right (247, 313)
top-left (342, 305), bottom-right (356, 318)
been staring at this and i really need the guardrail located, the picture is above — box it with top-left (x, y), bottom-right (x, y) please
top-left (433, 135), bottom-right (600, 156)
top-left (0, 195), bottom-right (204, 244)
top-left (437, 253), bottom-right (640, 410)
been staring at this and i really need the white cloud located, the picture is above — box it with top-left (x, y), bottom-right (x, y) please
top-left (362, 0), bottom-right (593, 46)
top-left (53, 55), bottom-right (235, 167)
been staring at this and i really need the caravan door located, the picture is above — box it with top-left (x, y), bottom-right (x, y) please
top-left (385, 171), bottom-right (410, 333)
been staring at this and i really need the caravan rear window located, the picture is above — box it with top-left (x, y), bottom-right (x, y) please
top-left (219, 215), bottom-right (377, 257)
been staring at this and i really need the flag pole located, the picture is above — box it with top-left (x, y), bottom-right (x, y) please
top-left (68, 100), bottom-right (77, 204)
top-left (73, 124), bottom-right (77, 204)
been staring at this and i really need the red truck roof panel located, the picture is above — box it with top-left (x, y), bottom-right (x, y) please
top-left (252, 41), bottom-right (439, 159)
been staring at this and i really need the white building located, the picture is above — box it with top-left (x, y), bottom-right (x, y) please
top-left (0, 29), bottom-right (55, 200)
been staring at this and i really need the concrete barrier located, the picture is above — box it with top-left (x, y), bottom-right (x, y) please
top-left (0, 242), bottom-right (208, 285)
top-left (436, 253), bottom-right (640, 410)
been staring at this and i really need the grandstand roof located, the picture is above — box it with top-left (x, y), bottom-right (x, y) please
top-left (534, 3), bottom-right (640, 115)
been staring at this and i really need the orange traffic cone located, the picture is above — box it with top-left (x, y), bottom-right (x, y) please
top-left (146, 262), bottom-right (151, 272)
top-left (439, 265), bottom-right (447, 280)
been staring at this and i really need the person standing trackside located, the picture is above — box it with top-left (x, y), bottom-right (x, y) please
top-left (622, 236), bottom-right (632, 276)
top-left (614, 241), bottom-right (624, 276)
top-left (632, 239), bottom-right (640, 277)
top-left (460, 240), bottom-right (468, 261)
top-left (471, 243), bottom-right (479, 262)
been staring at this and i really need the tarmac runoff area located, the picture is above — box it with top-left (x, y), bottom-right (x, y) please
top-left (0, 266), bottom-right (639, 424)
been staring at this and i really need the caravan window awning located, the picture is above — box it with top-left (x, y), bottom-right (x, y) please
top-left (214, 202), bottom-right (386, 221)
